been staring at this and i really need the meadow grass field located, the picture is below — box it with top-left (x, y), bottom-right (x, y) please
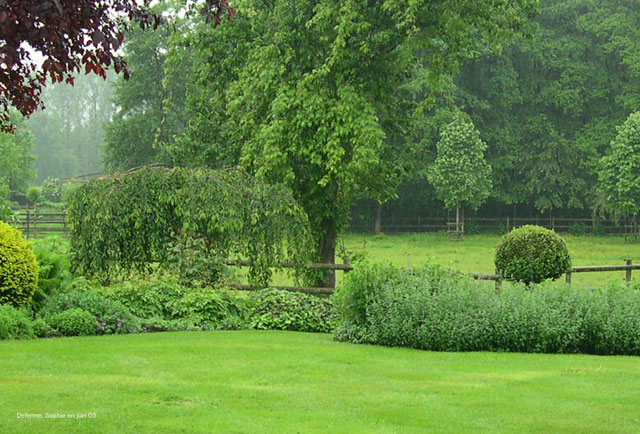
top-left (1, 331), bottom-right (639, 434)
top-left (340, 233), bottom-right (640, 287)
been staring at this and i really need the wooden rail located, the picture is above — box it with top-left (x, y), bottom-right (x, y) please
top-left (11, 206), bottom-right (68, 239)
top-left (226, 259), bottom-right (353, 271)
top-left (227, 259), bottom-right (640, 294)
top-left (352, 216), bottom-right (640, 236)
top-left (226, 259), bottom-right (352, 294)
top-left (469, 260), bottom-right (639, 287)
top-left (565, 259), bottom-right (638, 284)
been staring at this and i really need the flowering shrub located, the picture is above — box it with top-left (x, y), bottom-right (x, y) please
top-left (39, 287), bottom-right (139, 335)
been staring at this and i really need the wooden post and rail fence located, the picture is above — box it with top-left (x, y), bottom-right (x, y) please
top-left (226, 259), bottom-right (640, 294)
top-left (10, 205), bottom-right (68, 239)
top-left (6, 206), bottom-right (640, 293)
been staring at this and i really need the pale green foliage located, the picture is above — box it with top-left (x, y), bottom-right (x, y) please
top-left (598, 112), bottom-right (640, 221)
top-left (67, 167), bottom-right (313, 287)
top-left (25, 186), bottom-right (41, 204)
top-left (428, 116), bottom-right (492, 210)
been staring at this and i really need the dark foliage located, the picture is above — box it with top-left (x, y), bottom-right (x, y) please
top-left (0, 0), bottom-right (232, 131)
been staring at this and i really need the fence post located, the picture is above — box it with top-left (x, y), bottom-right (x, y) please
top-left (495, 269), bottom-right (502, 292)
top-left (506, 216), bottom-right (510, 233)
top-left (33, 205), bottom-right (37, 237)
top-left (566, 271), bottom-right (572, 284)
top-left (626, 259), bottom-right (632, 286)
top-left (25, 208), bottom-right (30, 239)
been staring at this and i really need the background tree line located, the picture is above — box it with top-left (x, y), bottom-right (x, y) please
top-left (6, 0), bottom-right (640, 242)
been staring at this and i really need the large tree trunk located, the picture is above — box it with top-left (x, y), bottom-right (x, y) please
top-left (317, 225), bottom-right (337, 288)
top-left (374, 202), bottom-right (382, 235)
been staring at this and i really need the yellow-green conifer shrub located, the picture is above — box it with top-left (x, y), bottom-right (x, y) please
top-left (0, 222), bottom-right (39, 306)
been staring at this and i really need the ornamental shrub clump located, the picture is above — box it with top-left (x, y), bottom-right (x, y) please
top-left (250, 289), bottom-right (335, 333)
top-left (46, 308), bottom-right (96, 337)
top-left (0, 221), bottom-right (39, 306)
top-left (40, 287), bottom-right (140, 335)
top-left (495, 225), bottom-right (571, 284)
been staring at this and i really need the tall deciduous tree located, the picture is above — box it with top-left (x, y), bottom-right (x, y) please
top-left (427, 116), bottom-right (492, 230)
top-left (597, 112), bottom-right (640, 223)
top-left (103, 13), bottom-right (182, 170)
top-left (175, 0), bottom-right (537, 285)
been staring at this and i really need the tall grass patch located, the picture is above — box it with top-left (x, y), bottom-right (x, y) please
top-left (334, 261), bottom-right (640, 355)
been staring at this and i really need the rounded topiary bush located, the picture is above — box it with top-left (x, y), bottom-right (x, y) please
top-left (0, 221), bottom-right (39, 306)
top-left (495, 225), bottom-right (571, 285)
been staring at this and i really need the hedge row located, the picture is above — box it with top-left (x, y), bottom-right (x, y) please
top-left (334, 261), bottom-right (640, 355)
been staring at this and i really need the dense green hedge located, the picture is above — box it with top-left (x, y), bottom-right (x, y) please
top-left (67, 167), bottom-right (312, 286)
top-left (334, 261), bottom-right (640, 355)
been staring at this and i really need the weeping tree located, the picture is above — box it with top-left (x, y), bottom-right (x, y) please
top-left (428, 116), bottom-right (493, 236)
top-left (67, 167), bottom-right (313, 286)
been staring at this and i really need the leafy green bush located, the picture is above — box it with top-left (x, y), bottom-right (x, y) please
top-left (98, 274), bottom-right (251, 329)
top-left (46, 308), bottom-right (96, 336)
top-left (167, 234), bottom-right (229, 287)
top-left (250, 289), bottom-right (335, 333)
top-left (31, 317), bottom-right (56, 338)
top-left (0, 221), bottom-right (39, 306)
top-left (41, 178), bottom-right (62, 203)
top-left (138, 316), bottom-right (201, 333)
top-left (40, 287), bottom-right (140, 334)
top-left (495, 225), bottom-right (571, 284)
top-left (67, 167), bottom-right (312, 287)
top-left (334, 261), bottom-right (640, 355)
top-left (333, 261), bottom-right (465, 343)
top-left (0, 304), bottom-right (34, 339)
top-left (25, 186), bottom-right (42, 205)
top-left (31, 237), bottom-right (72, 310)
top-left (0, 182), bottom-right (12, 222)
top-left (167, 286), bottom-right (252, 329)
top-left (97, 274), bottom-right (185, 320)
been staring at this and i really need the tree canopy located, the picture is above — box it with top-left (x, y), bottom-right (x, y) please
top-left (165, 0), bottom-right (537, 280)
top-left (428, 116), bottom-right (492, 212)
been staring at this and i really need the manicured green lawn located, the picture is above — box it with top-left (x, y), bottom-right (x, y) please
top-left (1, 331), bottom-right (639, 433)
top-left (341, 233), bottom-right (640, 287)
